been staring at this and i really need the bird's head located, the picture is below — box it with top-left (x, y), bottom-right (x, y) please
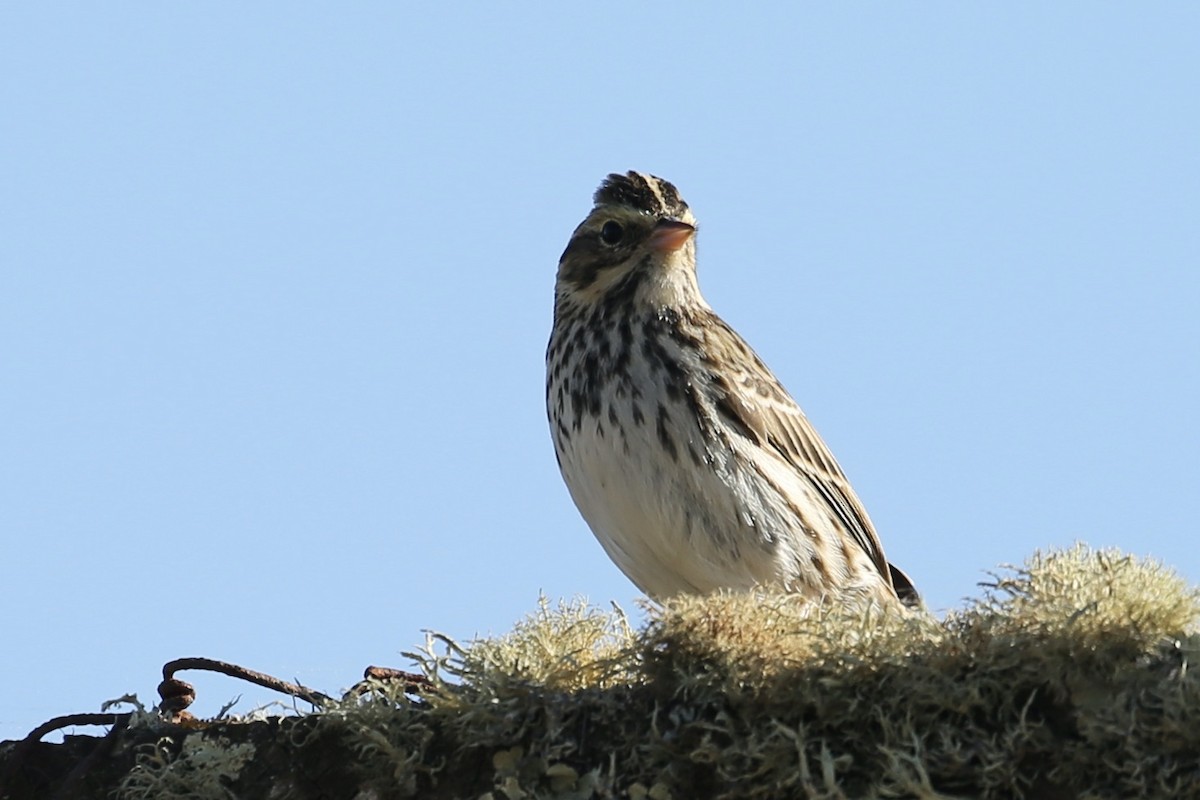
top-left (555, 171), bottom-right (700, 309)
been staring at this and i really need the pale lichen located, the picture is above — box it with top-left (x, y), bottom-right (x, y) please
top-left (117, 734), bottom-right (256, 800)
top-left (98, 545), bottom-right (1200, 798)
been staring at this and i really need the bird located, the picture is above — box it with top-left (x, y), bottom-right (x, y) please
top-left (545, 171), bottom-right (918, 608)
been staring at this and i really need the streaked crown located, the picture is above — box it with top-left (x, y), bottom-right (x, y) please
top-left (592, 171), bottom-right (692, 220)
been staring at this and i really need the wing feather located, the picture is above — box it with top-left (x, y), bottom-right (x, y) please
top-left (703, 317), bottom-right (902, 595)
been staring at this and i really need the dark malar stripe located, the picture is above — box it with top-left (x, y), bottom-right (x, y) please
top-left (597, 260), bottom-right (648, 315)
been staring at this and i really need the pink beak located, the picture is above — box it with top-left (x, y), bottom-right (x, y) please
top-left (647, 219), bottom-right (696, 253)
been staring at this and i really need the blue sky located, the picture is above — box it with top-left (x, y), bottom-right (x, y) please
top-left (3, 4), bottom-right (1198, 741)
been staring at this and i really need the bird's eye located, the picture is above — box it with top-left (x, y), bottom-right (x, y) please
top-left (599, 220), bottom-right (625, 246)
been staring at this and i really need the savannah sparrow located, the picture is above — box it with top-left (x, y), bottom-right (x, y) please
top-left (546, 171), bottom-right (918, 607)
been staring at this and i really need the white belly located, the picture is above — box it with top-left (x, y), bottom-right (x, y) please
top-left (550, 362), bottom-right (806, 597)
top-left (546, 307), bottom-right (891, 602)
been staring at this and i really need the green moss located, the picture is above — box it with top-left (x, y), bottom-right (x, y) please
top-left (94, 545), bottom-right (1200, 799)
top-left (328, 545), bottom-right (1199, 799)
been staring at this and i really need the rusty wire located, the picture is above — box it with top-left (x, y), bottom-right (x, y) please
top-left (12, 656), bottom-right (433, 745)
